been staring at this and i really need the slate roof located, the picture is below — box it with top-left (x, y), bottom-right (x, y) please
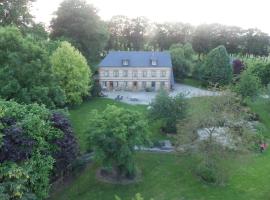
top-left (98, 51), bottom-right (172, 68)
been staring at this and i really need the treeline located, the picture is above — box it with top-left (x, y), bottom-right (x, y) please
top-left (106, 17), bottom-right (270, 57)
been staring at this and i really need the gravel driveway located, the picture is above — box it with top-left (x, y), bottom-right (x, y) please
top-left (103, 83), bottom-right (219, 105)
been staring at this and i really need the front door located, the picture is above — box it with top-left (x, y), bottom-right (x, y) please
top-left (133, 81), bottom-right (138, 90)
top-left (109, 81), bottom-right (113, 90)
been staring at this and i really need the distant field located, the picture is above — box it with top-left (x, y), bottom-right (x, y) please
top-left (50, 97), bottom-right (270, 200)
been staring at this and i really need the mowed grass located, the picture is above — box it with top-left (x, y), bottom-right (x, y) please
top-left (50, 152), bottom-right (270, 200)
top-left (50, 96), bottom-right (270, 200)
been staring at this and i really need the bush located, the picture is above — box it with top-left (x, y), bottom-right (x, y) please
top-left (149, 89), bottom-right (187, 133)
top-left (234, 71), bottom-right (261, 99)
top-left (232, 59), bottom-right (245, 75)
top-left (0, 100), bottom-right (79, 199)
top-left (87, 105), bottom-right (150, 178)
top-left (247, 62), bottom-right (270, 86)
top-left (202, 45), bottom-right (232, 85)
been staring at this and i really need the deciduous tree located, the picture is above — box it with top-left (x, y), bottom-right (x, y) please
top-left (51, 41), bottom-right (92, 105)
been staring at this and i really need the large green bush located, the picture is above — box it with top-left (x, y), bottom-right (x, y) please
top-left (149, 89), bottom-right (187, 133)
top-left (234, 71), bottom-right (261, 99)
top-left (247, 62), bottom-right (270, 86)
top-left (0, 100), bottom-right (78, 199)
top-left (202, 45), bottom-right (232, 85)
top-left (0, 26), bottom-right (66, 108)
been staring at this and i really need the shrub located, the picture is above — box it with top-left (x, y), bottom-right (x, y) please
top-left (0, 100), bottom-right (79, 199)
top-left (247, 62), bottom-right (270, 86)
top-left (232, 59), bottom-right (245, 75)
top-left (149, 89), bottom-right (187, 133)
top-left (51, 112), bottom-right (79, 179)
top-left (87, 105), bottom-right (150, 178)
top-left (234, 71), bottom-right (261, 99)
top-left (202, 45), bottom-right (232, 85)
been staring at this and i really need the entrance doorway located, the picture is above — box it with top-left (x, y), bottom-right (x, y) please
top-left (133, 81), bottom-right (138, 90)
top-left (109, 81), bottom-right (113, 90)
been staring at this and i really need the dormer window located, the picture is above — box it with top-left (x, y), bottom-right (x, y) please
top-left (122, 59), bottom-right (129, 66)
top-left (151, 59), bottom-right (157, 66)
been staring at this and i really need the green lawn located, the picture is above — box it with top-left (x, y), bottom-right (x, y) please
top-left (50, 97), bottom-right (270, 200)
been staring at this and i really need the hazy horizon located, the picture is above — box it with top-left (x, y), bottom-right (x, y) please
top-left (32, 0), bottom-right (270, 34)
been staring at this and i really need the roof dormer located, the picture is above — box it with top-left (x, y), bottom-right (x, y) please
top-left (122, 59), bottom-right (129, 66)
top-left (151, 59), bottom-right (157, 66)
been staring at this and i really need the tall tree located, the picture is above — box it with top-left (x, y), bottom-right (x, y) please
top-left (242, 28), bottom-right (270, 56)
top-left (152, 22), bottom-right (194, 50)
top-left (0, 0), bottom-right (35, 27)
top-left (50, 0), bottom-right (109, 63)
top-left (0, 26), bottom-right (66, 108)
top-left (106, 15), bottom-right (149, 51)
top-left (51, 41), bottom-right (92, 105)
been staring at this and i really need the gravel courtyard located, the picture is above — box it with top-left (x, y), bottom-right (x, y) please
top-left (103, 83), bottom-right (220, 105)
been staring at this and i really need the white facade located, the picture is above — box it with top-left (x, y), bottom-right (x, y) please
top-left (99, 67), bottom-right (172, 91)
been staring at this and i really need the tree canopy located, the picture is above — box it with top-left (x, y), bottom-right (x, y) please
top-left (0, 26), bottom-right (66, 108)
top-left (51, 41), bottom-right (92, 105)
top-left (87, 105), bottom-right (150, 178)
top-left (50, 0), bottom-right (109, 63)
top-left (0, 0), bottom-right (35, 27)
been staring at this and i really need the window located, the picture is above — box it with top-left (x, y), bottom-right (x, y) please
top-left (102, 81), bottom-right (107, 87)
top-left (161, 70), bottom-right (166, 77)
top-left (132, 70), bottom-right (138, 78)
top-left (160, 81), bottom-right (165, 88)
top-left (114, 81), bottom-right (119, 87)
top-left (124, 81), bottom-right (128, 87)
top-left (151, 59), bottom-right (157, 66)
top-left (151, 81), bottom-right (156, 88)
top-left (142, 81), bottom-right (147, 88)
top-left (113, 70), bottom-right (119, 77)
top-left (142, 70), bottom-right (147, 77)
top-left (122, 59), bottom-right (129, 66)
top-left (104, 70), bottom-right (109, 77)
top-left (151, 70), bottom-right (156, 77)
top-left (123, 70), bottom-right (128, 77)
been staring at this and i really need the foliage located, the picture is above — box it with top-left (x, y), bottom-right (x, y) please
top-left (149, 89), bottom-right (187, 133)
top-left (192, 24), bottom-right (269, 56)
top-left (170, 43), bottom-right (196, 79)
top-left (234, 71), bottom-right (261, 99)
top-left (0, 100), bottom-right (79, 199)
top-left (232, 59), bottom-right (245, 75)
top-left (202, 45), bottom-right (232, 85)
top-left (0, 0), bottom-right (34, 27)
top-left (51, 112), bottom-right (79, 179)
top-left (0, 162), bottom-right (37, 200)
top-left (50, 0), bottom-right (109, 63)
top-left (51, 41), bottom-right (92, 105)
top-left (107, 15), bottom-right (149, 51)
top-left (0, 26), bottom-right (66, 108)
top-left (246, 62), bottom-right (270, 86)
top-left (87, 105), bottom-right (150, 177)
